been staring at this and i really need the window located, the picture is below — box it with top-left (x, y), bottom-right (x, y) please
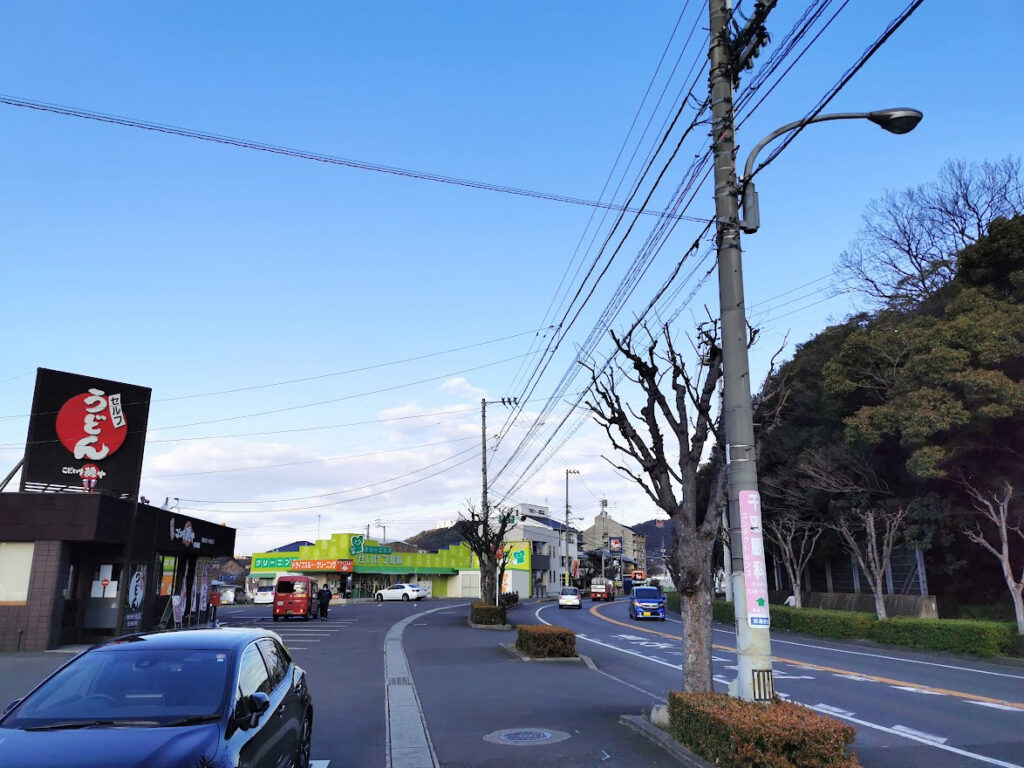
top-left (257, 639), bottom-right (289, 690)
top-left (0, 543), bottom-right (35, 604)
top-left (238, 643), bottom-right (272, 697)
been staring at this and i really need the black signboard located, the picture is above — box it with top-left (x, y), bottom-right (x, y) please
top-left (21, 368), bottom-right (152, 497)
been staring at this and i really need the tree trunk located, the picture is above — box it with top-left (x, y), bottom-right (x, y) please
top-left (872, 576), bottom-right (888, 620)
top-left (480, 559), bottom-right (496, 605)
top-left (677, 536), bottom-right (715, 693)
top-left (1009, 586), bottom-right (1024, 636)
top-left (791, 572), bottom-right (803, 609)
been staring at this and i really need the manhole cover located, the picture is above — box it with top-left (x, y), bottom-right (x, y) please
top-left (501, 730), bottom-right (550, 743)
top-left (483, 727), bottom-right (571, 747)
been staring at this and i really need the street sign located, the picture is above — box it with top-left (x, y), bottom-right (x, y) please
top-left (609, 537), bottom-right (622, 553)
top-left (738, 490), bottom-right (771, 628)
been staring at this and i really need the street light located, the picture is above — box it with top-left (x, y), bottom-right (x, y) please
top-left (740, 108), bottom-right (923, 233)
top-left (718, 105), bottom-right (922, 701)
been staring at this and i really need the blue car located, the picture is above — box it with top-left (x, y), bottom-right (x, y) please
top-left (0, 627), bottom-right (313, 768)
top-left (628, 586), bottom-right (667, 621)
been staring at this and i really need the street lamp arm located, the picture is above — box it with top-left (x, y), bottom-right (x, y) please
top-left (739, 108), bottom-right (922, 234)
top-left (742, 112), bottom-right (873, 182)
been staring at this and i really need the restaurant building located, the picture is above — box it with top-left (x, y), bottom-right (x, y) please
top-left (0, 368), bottom-right (236, 651)
top-left (249, 533), bottom-right (533, 599)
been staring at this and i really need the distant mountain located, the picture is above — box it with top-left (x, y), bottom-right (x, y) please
top-left (407, 526), bottom-right (465, 552)
top-left (631, 519), bottom-right (673, 556)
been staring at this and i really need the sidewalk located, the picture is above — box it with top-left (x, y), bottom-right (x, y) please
top-left (402, 602), bottom-right (684, 767)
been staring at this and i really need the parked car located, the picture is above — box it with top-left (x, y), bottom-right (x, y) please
top-left (252, 585), bottom-right (275, 605)
top-left (557, 586), bottom-right (582, 609)
top-left (374, 583), bottom-right (425, 602)
top-left (213, 584), bottom-right (235, 605)
top-left (0, 628), bottom-right (313, 768)
top-left (273, 575), bottom-right (319, 622)
top-left (628, 585), bottom-right (667, 621)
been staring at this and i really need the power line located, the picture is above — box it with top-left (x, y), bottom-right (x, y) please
top-left (0, 93), bottom-right (711, 225)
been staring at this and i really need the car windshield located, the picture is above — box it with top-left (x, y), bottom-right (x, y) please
top-left (634, 588), bottom-right (661, 600)
top-left (276, 580), bottom-right (306, 594)
top-left (2, 648), bottom-right (233, 729)
top-left (560, 588), bottom-right (579, 596)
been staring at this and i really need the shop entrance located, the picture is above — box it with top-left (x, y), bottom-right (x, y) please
top-left (61, 542), bottom-right (125, 645)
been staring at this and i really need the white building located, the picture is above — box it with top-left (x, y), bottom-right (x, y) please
top-left (505, 503), bottom-right (583, 597)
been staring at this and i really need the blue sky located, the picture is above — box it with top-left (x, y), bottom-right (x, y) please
top-left (1, 2), bottom-right (1020, 555)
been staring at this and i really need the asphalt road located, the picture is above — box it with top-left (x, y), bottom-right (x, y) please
top-left (530, 599), bottom-right (1024, 768)
top-left (2, 599), bottom-right (1022, 768)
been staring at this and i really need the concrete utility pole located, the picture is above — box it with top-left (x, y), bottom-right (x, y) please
top-left (708, 0), bottom-right (775, 701)
top-left (564, 469), bottom-right (579, 585)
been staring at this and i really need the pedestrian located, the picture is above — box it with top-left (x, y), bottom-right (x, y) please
top-left (317, 583), bottom-right (332, 621)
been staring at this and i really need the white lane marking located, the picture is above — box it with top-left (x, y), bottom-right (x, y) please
top-left (712, 655), bottom-right (728, 661)
top-left (892, 686), bottom-right (946, 696)
top-left (310, 761), bottom-right (330, 767)
top-left (815, 704), bottom-right (855, 717)
top-left (289, 647), bottom-right (307, 650)
top-left (892, 725), bottom-right (948, 744)
top-left (713, 626), bottom-right (1024, 680)
top-left (835, 674), bottom-right (876, 682)
top-left (773, 671), bottom-right (816, 680)
top-left (574, 633), bottom-right (682, 670)
top-left (968, 701), bottom-right (1024, 712)
top-left (807, 705), bottom-right (1023, 768)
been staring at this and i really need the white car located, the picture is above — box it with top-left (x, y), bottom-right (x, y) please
top-left (558, 586), bottom-right (582, 609)
top-left (253, 585), bottom-right (275, 604)
top-left (374, 583), bottom-right (425, 602)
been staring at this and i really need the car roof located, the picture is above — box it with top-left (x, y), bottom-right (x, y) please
top-left (92, 627), bottom-right (282, 653)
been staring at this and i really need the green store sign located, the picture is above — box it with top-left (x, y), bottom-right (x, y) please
top-left (253, 556), bottom-right (296, 569)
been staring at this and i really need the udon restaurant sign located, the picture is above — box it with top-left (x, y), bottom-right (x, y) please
top-left (21, 368), bottom-right (151, 497)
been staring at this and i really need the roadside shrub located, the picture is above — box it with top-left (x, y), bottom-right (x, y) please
top-left (668, 691), bottom-right (858, 768)
top-left (713, 600), bottom-right (735, 624)
top-left (869, 617), bottom-right (1015, 657)
top-left (666, 591), bottom-right (680, 613)
top-left (470, 602), bottom-right (506, 626)
top-left (780, 607), bottom-right (876, 639)
top-left (516, 625), bottom-right (576, 658)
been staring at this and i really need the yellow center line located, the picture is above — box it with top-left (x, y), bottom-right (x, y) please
top-left (588, 601), bottom-right (1024, 710)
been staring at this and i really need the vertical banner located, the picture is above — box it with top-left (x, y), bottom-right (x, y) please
top-left (738, 490), bottom-right (771, 628)
top-left (190, 562), bottom-right (199, 615)
top-left (179, 560), bottom-right (190, 623)
top-left (122, 564), bottom-right (147, 633)
top-left (200, 562), bottom-right (211, 612)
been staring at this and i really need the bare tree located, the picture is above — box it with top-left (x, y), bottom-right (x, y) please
top-left (761, 504), bottom-right (824, 609)
top-left (837, 156), bottom-right (1024, 309)
top-left (586, 323), bottom-right (725, 693)
top-left (454, 501), bottom-right (515, 606)
top-left (799, 448), bottom-right (906, 619)
top-left (960, 480), bottom-right (1024, 635)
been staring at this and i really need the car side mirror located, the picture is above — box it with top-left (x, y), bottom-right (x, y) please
top-left (235, 692), bottom-right (271, 730)
top-left (4, 698), bottom-right (22, 715)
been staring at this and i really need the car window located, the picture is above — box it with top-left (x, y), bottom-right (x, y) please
top-left (560, 587), bottom-right (578, 595)
top-left (3, 648), bottom-right (232, 727)
top-left (276, 580), bottom-right (307, 595)
top-left (238, 643), bottom-right (272, 697)
top-left (257, 639), bottom-right (289, 690)
top-left (634, 587), bottom-right (661, 599)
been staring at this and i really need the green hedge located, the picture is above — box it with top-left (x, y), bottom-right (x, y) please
top-left (712, 600), bottom-right (1018, 656)
top-left (669, 691), bottom-right (858, 768)
top-left (470, 602), bottom-right (507, 626)
top-left (516, 625), bottom-right (576, 657)
top-left (868, 617), bottom-right (1015, 657)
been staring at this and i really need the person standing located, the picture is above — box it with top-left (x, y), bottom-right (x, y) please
top-left (317, 583), bottom-right (332, 621)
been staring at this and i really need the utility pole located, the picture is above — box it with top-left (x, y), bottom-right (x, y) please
top-left (708, 0), bottom-right (775, 701)
top-left (564, 469), bottom-right (579, 586)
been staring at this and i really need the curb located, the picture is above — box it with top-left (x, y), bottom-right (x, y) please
top-left (619, 715), bottom-right (714, 767)
top-left (466, 618), bottom-right (514, 631)
top-left (499, 643), bottom-right (594, 665)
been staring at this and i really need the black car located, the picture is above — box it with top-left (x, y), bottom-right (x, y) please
top-left (0, 627), bottom-right (313, 768)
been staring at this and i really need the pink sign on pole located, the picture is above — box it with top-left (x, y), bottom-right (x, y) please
top-left (738, 490), bottom-right (771, 628)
